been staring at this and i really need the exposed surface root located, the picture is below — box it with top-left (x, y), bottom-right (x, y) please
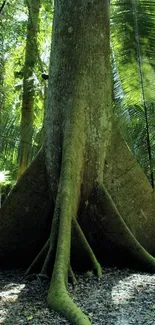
top-left (40, 245), bottom-right (54, 277)
top-left (47, 284), bottom-right (91, 325)
top-left (68, 265), bottom-right (77, 286)
top-left (26, 202), bottom-right (60, 277)
top-left (25, 238), bottom-right (50, 276)
top-left (72, 218), bottom-right (102, 276)
top-left (25, 182), bottom-right (155, 324)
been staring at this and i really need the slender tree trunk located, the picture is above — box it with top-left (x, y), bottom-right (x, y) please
top-left (0, 6), bottom-right (5, 184)
top-left (0, 11), bottom-right (4, 118)
top-left (17, 0), bottom-right (40, 178)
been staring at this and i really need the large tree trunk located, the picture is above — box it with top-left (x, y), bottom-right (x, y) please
top-left (1, 129), bottom-right (155, 322)
top-left (1, 0), bottom-right (155, 324)
top-left (44, 0), bottom-right (111, 324)
top-left (1, 130), bottom-right (155, 267)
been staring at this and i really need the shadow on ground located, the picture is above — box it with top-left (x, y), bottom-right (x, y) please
top-left (0, 268), bottom-right (155, 325)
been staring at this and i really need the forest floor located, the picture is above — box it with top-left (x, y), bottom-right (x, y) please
top-left (0, 267), bottom-right (155, 325)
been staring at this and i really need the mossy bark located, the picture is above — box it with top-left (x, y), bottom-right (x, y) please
top-left (0, 13), bottom-right (4, 118)
top-left (44, 0), bottom-right (111, 323)
top-left (1, 131), bottom-right (155, 270)
top-left (1, 1), bottom-right (155, 325)
top-left (17, 0), bottom-right (41, 178)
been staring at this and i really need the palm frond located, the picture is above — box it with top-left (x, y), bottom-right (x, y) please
top-left (111, 0), bottom-right (155, 186)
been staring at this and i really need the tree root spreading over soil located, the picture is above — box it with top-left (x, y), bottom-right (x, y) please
top-left (0, 267), bottom-right (155, 325)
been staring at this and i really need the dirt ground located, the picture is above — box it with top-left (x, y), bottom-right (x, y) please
top-left (0, 268), bottom-right (155, 325)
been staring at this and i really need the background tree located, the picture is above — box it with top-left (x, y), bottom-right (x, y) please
top-left (17, 0), bottom-right (41, 178)
top-left (0, 1), bottom-right (5, 117)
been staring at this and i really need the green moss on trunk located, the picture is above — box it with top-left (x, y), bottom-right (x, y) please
top-left (45, 0), bottom-right (111, 323)
top-left (18, 0), bottom-right (41, 178)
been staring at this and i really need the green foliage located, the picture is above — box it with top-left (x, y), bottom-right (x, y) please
top-left (0, 0), bottom-right (53, 181)
top-left (111, 0), bottom-right (155, 186)
top-left (1, 0), bottom-right (155, 186)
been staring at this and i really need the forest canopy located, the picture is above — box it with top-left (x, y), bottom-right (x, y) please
top-left (0, 0), bottom-right (155, 187)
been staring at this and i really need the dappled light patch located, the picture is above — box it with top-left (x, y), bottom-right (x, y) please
top-left (0, 281), bottom-right (25, 324)
top-left (0, 283), bottom-right (25, 302)
top-left (112, 273), bottom-right (155, 305)
top-left (111, 272), bottom-right (155, 324)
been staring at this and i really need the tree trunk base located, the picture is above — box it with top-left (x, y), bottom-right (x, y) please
top-left (0, 150), bottom-right (53, 267)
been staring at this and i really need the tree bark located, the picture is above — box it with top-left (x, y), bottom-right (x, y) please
top-left (17, 0), bottom-right (41, 178)
top-left (104, 123), bottom-right (155, 254)
top-left (1, 127), bottom-right (155, 321)
top-left (44, 0), bottom-right (111, 323)
top-left (1, 129), bottom-right (155, 268)
top-left (1, 0), bottom-right (155, 324)
top-left (0, 9), bottom-right (4, 118)
top-left (0, 150), bottom-right (52, 267)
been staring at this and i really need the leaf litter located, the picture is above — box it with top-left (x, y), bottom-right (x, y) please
top-left (0, 267), bottom-right (155, 324)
